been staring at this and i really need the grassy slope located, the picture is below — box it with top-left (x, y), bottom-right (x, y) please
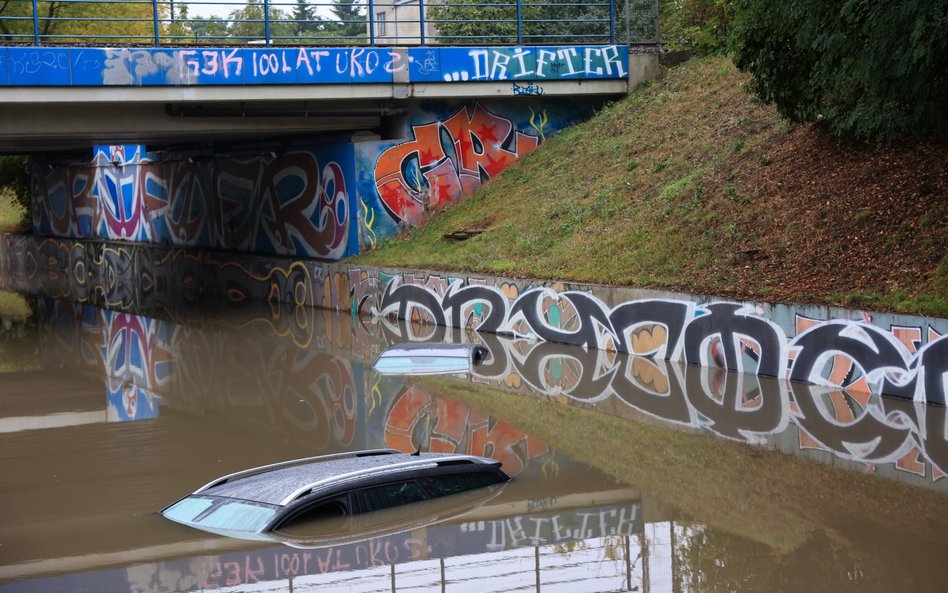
top-left (356, 57), bottom-right (948, 316)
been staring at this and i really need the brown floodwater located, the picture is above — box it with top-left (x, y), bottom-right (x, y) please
top-left (0, 293), bottom-right (946, 592)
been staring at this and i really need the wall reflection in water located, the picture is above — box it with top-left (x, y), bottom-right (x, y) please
top-left (36, 295), bottom-right (947, 493)
top-left (2, 295), bottom-right (946, 593)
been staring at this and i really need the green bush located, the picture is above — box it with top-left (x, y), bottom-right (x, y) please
top-left (729, 0), bottom-right (948, 142)
top-left (0, 156), bottom-right (29, 213)
top-left (660, 0), bottom-right (731, 54)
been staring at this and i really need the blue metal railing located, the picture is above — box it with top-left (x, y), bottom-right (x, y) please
top-left (0, 0), bottom-right (659, 47)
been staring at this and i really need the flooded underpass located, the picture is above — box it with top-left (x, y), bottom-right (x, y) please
top-left (1, 290), bottom-right (947, 592)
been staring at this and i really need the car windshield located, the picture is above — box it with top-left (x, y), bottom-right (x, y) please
top-left (163, 496), bottom-right (278, 533)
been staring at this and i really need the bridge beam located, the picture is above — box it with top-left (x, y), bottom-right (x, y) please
top-left (0, 79), bottom-right (629, 154)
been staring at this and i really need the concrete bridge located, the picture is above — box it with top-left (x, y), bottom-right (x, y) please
top-left (0, 44), bottom-right (656, 153)
top-left (3, 39), bottom-right (659, 260)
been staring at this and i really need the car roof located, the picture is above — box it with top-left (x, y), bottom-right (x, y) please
top-left (372, 343), bottom-right (488, 375)
top-left (194, 449), bottom-right (501, 507)
top-left (376, 343), bottom-right (478, 357)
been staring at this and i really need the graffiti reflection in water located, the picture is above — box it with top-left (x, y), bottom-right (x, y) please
top-left (34, 295), bottom-right (948, 492)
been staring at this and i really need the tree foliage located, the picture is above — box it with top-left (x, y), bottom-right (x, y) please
top-left (0, 0), bottom-right (365, 43)
top-left (0, 155), bottom-right (30, 214)
top-left (0, 1), bottom-right (154, 42)
top-left (427, 0), bottom-right (617, 44)
top-left (228, 0), bottom-right (296, 41)
top-left (729, 0), bottom-right (948, 141)
top-left (659, 0), bottom-right (729, 54)
top-left (327, 0), bottom-right (364, 38)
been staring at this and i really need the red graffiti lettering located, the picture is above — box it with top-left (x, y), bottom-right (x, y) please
top-left (374, 105), bottom-right (539, 224)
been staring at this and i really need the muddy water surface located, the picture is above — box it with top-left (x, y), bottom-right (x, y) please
top-left (0, 293), bottom-right (946, 592)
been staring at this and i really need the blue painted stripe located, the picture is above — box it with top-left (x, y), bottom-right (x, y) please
top-left (0, 48), bottom-right (8, 86)
top-left (0, 45), bottom-right (626, 87)
top-left (7, 47), bottom-right (71, 85)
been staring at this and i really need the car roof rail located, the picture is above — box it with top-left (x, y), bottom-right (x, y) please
top-left (194, 449), bottom-right (402, 493)
top-left (280, 455), bottom-right (493, 505)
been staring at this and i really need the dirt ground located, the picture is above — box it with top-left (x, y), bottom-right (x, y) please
top-left (711, 124), bottom-right (948, 310)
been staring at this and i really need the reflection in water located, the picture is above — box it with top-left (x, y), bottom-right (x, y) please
top-left (0, 295), bottom-right (946, 592)
top-left (0, 292), bottom-right (38, 374)
top-left (32, 296), bottom-right (948, 491)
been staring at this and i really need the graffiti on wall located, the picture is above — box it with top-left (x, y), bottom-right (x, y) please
top-left (373, 104), bottom-right (543, 224)
top-left (349, 100), bottom-right (577, 247)
top-left (31, 98), bottom-right (586, 257)
top-left (0, 45), bottom-right (629, 86)
top-left (347, 274), bottom-right (948, 408)
top-left (32, 148), bottom-right (355, 258)
top-left (409, 46), bottom-right (629, 83)
top-left (10, 243), bottom-right (948, 492)
top-left (5, 234), bottom-right (946, 412)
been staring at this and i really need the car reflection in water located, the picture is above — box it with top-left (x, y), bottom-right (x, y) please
top-left (161, 448), bottom-right (508, 547)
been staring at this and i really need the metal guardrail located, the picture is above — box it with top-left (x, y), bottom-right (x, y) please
top-left (0, 0), bottom-right (659, 47)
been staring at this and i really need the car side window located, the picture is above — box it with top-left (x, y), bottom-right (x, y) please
top-left (358, 481), bottom-right (428, 513)
top-left (298, 496), bottom-right (349, 521)
top-left (425, 472), bottom-right (501, 497)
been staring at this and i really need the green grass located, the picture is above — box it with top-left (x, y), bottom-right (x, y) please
top-left (355, 57), bottom-right (777, 290)
top-left (831, 255), bottom-right (948, 317)
top-left (354, 57), bottom-right (947, 317)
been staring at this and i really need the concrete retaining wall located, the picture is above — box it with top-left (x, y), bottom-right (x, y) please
top-left (2, 234), bottom-right (945, 406)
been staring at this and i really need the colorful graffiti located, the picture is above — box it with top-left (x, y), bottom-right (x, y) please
top-left (373, 104), bottom-right (542, 223)
top-left (356, 276), bottom-right (948, 408)
top-left (413, 46), bottom-right (629, 83)
top-left (31, 100), bottom-right (582, 257)
top-left (9, 247), bottom-right (948, 492)
top-left (4, 233), bottom-right (947, 411)
top-left (0, 45), bottom-right (629, 87)
top-left (32, 147), bottom-right (355, 258)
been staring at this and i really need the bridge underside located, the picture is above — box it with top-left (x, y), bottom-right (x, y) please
top-left (0, 42), bottom-right (653, 153)
top-left (8, 44), bottom-right (654, 259)
top-left (2, 79), bottom-right (629, 153)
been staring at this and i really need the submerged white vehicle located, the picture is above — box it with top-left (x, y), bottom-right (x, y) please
top-left (161, 448), bottom-right (508, 544)
top-left (372, 343), bottom-right (489, 376)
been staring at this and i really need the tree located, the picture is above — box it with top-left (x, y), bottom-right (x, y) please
top-left (729, 0), bottom-right (948, 141)
top-left (188, 16), bottom-right (230, 43)
top-left (165, 4), bottom-right (193, 43)
top-left (426, 0), bottom-right (620, 44)
top-left (292, 0), bottom-right (325, 37)
top-left (426, 0), bottom-right (541, 44)
top-left (0, 155), bottom-right (30, 215)
top-left (659, 0), bottom-right (730, 54)
top-left (0, 1), bottom-right (65, 41)
top-left (228, 0), bottom-right (295, 41)
top-left (327, 0), bottom-right (365, 39)
top-left (0, 1), bottom-right (155, 43)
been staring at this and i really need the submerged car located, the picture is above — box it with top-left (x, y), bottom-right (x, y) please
top-left (161, 448), bottom-right (508, 539)
top-left (372, 343), bottom-right (489, 376)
